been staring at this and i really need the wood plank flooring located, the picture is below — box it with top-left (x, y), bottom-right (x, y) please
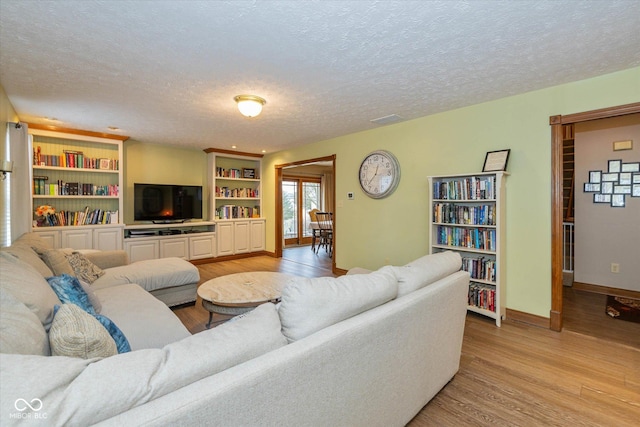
top-left (172, 249), bottom-right (640, 426)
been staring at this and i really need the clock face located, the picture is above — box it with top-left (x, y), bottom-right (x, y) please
top-left (358, 150), bottom-right (401, 199)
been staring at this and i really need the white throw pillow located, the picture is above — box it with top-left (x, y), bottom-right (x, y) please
top-left (279, 265), bottom-right (398, 342)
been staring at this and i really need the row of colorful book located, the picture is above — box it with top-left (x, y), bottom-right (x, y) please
top-left (33, 148), bottom-right (118, 170)
top-left (39, 209), bottom-right (119, 227)
top-left (215, 167), bottom-right (243, 178)
top-left (433, 203), bottom-right (496, 226)
top-left (433, 176), bottom-right (496, 200)
top-left (436, 225), bottom-right (496, 251)
top-left (215, 205), bottom-right (260, 219)
top-left (468, 283), bottom-right (496, 312)
top-left (462, 256), bottom-right (497, 282)
top-left (33, 178), bottom-right (118, 196)
top-left (215, 186), bottom-right (259, 198)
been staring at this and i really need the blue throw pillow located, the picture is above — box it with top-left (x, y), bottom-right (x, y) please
top-left (95, 314), bottom-right (131, 353)
top-left (47, 274), bottom-right (96, 315)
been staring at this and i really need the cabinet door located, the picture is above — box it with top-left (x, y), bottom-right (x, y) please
top-left (33, 229), bottom-right (60, 248)
top-left (160, 237), bottom-right (189, 259)
top-left (234, 221), bottom-right (250, 254)
top-left (93, 227), bottom-right (123, 251)
top-left (189, 234), bottom-right (215, 259)
top-left (250, 220), bottom-right (265, 251)
top-left (216, 222), bottom-right (234, 256)
top-left (61, 229), bottom-right (93, 250)
top-left (125, 239), bottom-right (159, 263)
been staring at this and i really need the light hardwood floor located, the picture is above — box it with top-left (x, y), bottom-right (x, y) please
top-left (173, 251), bottom-right (640, 426)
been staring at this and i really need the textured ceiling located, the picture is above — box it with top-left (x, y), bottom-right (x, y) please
top-left (1, 0), bottom-right (639, 154)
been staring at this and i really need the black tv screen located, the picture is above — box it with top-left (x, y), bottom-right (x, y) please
top-left (134, 183), bottom-right (203, 222)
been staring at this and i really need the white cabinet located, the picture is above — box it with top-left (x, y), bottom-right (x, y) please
top-left (250, 219), bottom-right (265, 251)
top-left (216, 222), bottom-right (234, 256)
top-left (234, 221), bottom-right (250, 254)
top-left (93, 227), bottom-right (123, 251)
top-left (33, 225), bottom-right (123, 251)
top-left (125, 239), bottom-right (159, 263)
top-left (428, 172), bottom-right (507, 327)
top-left (160, 237), bottom-right (189, 259)
top-left (61, 228), bottom-right (93, 249)
top-left (123, 222), bottom-right (216, 261)
top-left (189, 234), bottom-right (216, 260)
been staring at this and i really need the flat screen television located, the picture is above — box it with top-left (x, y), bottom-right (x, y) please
top-left (134, 183), bottom-right (203, 223)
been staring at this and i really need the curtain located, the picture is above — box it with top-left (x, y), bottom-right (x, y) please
top-left (321, 172), bottom-right (334, 213)
top-left (3, 122), bottom-right (31, 245)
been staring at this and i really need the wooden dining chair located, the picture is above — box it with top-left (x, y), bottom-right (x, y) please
top-left (315, 212), bottom-right (333, 256)
top-left (308, 209), bottom-right (321, 251)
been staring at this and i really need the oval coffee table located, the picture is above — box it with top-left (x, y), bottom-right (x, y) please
top-left (197, 271), bottom-right (295, 328)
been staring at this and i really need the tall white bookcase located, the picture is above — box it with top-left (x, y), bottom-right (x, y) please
top-left (428, 172), bottom-right (507, 326)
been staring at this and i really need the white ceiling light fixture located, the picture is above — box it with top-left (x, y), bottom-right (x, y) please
top-left (234, 95), bottom-right (266, 118)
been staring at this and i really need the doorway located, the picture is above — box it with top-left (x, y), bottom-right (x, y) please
top-left (275, 155), bottom-right (336, 272)
top-left (549, 102), bottom-right (640, 331)
top-left (282, 177), bottom-right (321, 246)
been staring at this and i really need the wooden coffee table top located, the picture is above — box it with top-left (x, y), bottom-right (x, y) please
top-left (197, 272), bottom-right (295, 308)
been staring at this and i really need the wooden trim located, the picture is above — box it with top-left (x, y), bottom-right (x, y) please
top-left (275, 155), bottom-right (336, 169)
top-left (334, 267), bottom-right (348, 276)
top-left (549, 102), bottom-right (640, 332)
top-left (275, 166), bottom-right (284, 258)
top-left (558, 102), bottom-right (640, 124)
top-left (203, 147), bottom-right (264, 158)
top-left (550, 121), bottom-right (564, 332)
top-left (506, 308), bottom-right (550, 329)
top-left (26, 123), bottom-right (129, 141)
top-left (573, 282), bottom-right (640, 299)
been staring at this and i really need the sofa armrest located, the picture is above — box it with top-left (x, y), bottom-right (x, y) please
top-left (82, 250), bottom-right (129, 269)
top-left (346, 267), bottom-right (372, 275)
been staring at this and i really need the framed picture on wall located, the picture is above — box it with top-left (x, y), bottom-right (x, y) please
top-left (589, 171), bottom-right (601, 183)
top-left (594, 194), bottom-right (611, 203)
top-left (632, 173), bottom-right (640, 184)
top-left (583, 183), bottom-right (600, 192)
top-left (611, 194), bottom-right (625, 207)
top-left (632, 184), bottom-right (640, 197)
top-left (621, 162), bottom-right (640, 172)
top-left (482, 149), bottom-right (510, 172)
top-left (608, 159), bottom-right (622, 173)
top-left (602, 173), bottom-right (618, 182)
top-left (601, 182), bottom-right (614, 194)
top-left (619, 172), bottom-right (632, 185)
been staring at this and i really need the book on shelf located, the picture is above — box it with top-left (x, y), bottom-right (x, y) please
top-left (436, 225), bottom-right (496, 251)
top-left (468, 282), bottom-right (496, 312)
top-left (433, 175), bottom-right (497, 200)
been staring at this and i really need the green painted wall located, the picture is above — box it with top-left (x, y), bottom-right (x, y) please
top-left (123, 140), bottom-right (208, 224)
top-left (263, 67), bottom-right (640, 318)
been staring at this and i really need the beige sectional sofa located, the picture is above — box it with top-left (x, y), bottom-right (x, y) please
top-left (1, 242), bottom-right (468, 427)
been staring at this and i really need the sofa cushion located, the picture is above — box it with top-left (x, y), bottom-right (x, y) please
top-left (0, 251), bottom-right (61, 330)
top-left (91, 257), bottom-right (199, 292)
top-left (0, 303), bottom-right (286, 426)
top-left (38, 248), bottom-right (74, 275)
top-left (0, 288), bottom-right (50, 356)
top-left (94, 283), bottom-right (190, 350)
top-left (66, 252), bottom-right (105, 283)
top-left (49, 304), bottom-right (118, 359)
top-left (78, 279), bottom-right (102, 314)
top-left (394, 251), bottom-right (462, 297)
top-left (1, 244), bottom-right (54, 278)
top-left (279, 265), bottom-right (398, 342)
top-left (47, 274), bottom-right (96, 314)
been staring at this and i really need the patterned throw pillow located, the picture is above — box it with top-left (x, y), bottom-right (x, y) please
top-left (49, 304), bottom-right (117, 359)
top-left (95, 314), bottom-right (131, 353)
top-left (66, 252), bottom-right (105, 283)
top-left (46, 274), bottom-right (96, 315)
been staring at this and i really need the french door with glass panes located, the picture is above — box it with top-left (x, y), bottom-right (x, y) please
top-left (283, 177), bottom-right (321, 246)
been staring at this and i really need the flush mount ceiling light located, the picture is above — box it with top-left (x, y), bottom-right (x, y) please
top-left (234, 95), bottom-right (266, 118)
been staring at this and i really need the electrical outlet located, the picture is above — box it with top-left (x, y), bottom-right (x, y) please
top-left (611, 263), bottom-right (620, 273)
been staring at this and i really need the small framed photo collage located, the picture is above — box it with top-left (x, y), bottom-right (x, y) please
top-left (584, 160), bottom-right (640, 208)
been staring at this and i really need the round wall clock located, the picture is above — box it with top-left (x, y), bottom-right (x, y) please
top-left (358, 150), bottom-right (401, 199)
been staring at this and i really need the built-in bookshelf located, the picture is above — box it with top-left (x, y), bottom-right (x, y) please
top-left (207, 150), bottom-right (262, 220)
top-left (428, 172), bottom-right (507, 326)
top-left (205, 149), bottom-right (265, 257)
top-left (29, 126), bottom-right (126, 229)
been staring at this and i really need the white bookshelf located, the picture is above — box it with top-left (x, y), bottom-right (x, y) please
top-left (428, 172), bottom-right (507, 326)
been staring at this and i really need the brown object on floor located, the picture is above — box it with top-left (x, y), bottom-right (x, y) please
top-left (606, 295), bottom-right (640, 324)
